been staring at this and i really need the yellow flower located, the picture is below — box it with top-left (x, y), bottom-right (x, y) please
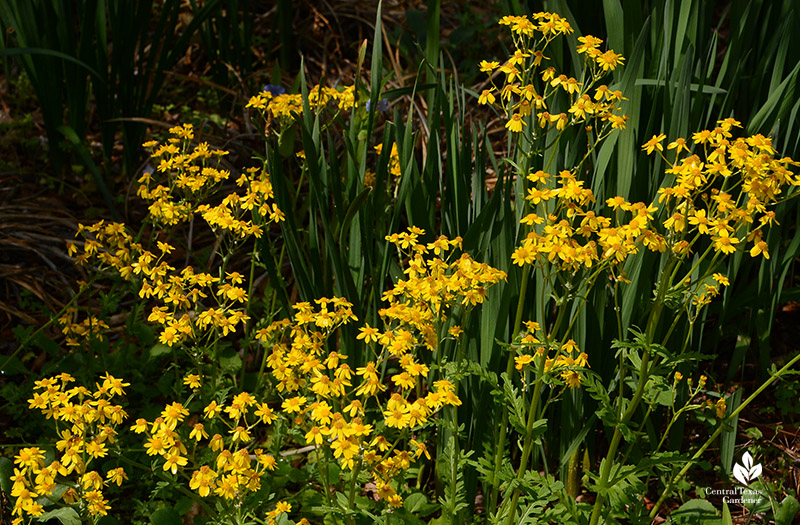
top-left (478, 89), bottom-right (496, 105)
top-left (712, 273), bottom-right (730, 287)
top-left (562, 370), bottom-right (582, 388)
top-left (189, 466), bottom-right (217, 497)
top-left (715, 397), bottom-right (727, 418)
top-left (305, 426), bottom-right (324, 445)
top-left (505, 113), bottom-right (526, 133)
top-left (99, 373), bottom-right (130, 396)
top-left (85, 439), bottom-right (108, 459)
top-left (254, 403), bottom-right (277, 424)
top-left (145, 436), bottom-right (166, 456)
top-left (204, 401), bottom-right (221, 419)
top-left (14, 447), bottom-right (45, 471)
top-left (711, 229), bottom-right (740, 254)
top-left (214, 474), bottom-right (238, 499)
top-left (595, 50), bottom-right (625, 71)
top-left (257, 452), bottom-right (277, 470)
top-left (106, 467), bottom-right (127, 486)
top-left (667, 137), bottom-right (688, 154)
top-left (384, 405), bottom-right (411, 429)
top-left (512, 244), bottom-right (536, 266)
top-left (183, 374), bottom-right (202, 390)
top-left (189, 423), bottom-right (209, 442)
top-left (577, 35), bottom-right (603, 54)
top-left (161, 402), bottom-right (189, 428)
top-left (163, 451), bottom-right (187, 475)
top-left (281, 396), bottom-right (306, 414)
top-left (356, 324), bottom-right (380, 343)
top-left (515, 354), bottom-right (534, 370)
top-left (343, 400), bottom-right (363, 417)
top-left (230, 426), bottom-right (251, 443)
top-left (209, 434), bottom-right (224, 451)
top-left (81, 471), bottom-right (104, 490)
top-left (479, 60), bottom-right (500, 72)
top-left (391, 372), bottom-right (415, 390)
top-left (642, 133), bottom-right (666, 155)
top-left (750, 239), bottom-right (770, 259)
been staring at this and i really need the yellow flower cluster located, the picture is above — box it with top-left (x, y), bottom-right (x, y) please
top-left (116, 225), bottom-right (503, 515)
top-left (69, 219), bottom-right (254, 348)
top-left (648, 120), bottom-right (799, 260)
top-left (67, 124), bottom-right (287, 351)
top-left (383, 227), bottom-right (508, 333)
top-left (139, 124), bottom-right (284, 231)
top-left (512, 123), bottom-right (798, 282)
top-left (247, 228), bottom-right (504, 510)
top-left (511, 169), bottom-right (663, 272)
top-left (482, 13), bottom-right (628, 136)
top-left (56, 307), bottom-right (110, 347)
top-left (259, 301), bottom-right (450, 509)
top-left (513, 321), bottom-right (589, 388)
top-left (689, 272), bottom-right (730, 311)
top-left (246, 85), bottom-right (356, 124)
top-left (131, 381), bottom-right (280, 504)
top-left (13, 373), bottom-right (130, 522)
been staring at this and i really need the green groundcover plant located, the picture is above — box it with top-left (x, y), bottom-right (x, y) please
top-left (4, 8), bottom-right (800, 525)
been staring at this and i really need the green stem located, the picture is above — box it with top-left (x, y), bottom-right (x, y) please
top-left (239, 244), bottom-right (259, 387)
top-left (588, 257), bottom-right (677, 525)
top-left (347, 458), bottom-right (363, 524)
top-left (315, 446), bottom-right (334, 507)
top-left (648, 349), bottom-right (800, 519)
top-left (505, 352), bottom-right (547, 525)
top-left (488, 265), bottom-right (530, 512)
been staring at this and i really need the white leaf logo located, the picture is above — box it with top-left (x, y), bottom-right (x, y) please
top-left (733, 451), bottom-right (762, 485)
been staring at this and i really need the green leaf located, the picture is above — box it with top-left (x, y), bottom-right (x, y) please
top-left (668, 499), bottom-right (719, 524)
top-left (149, 343), bottom-right (172, 359)
top-left (748, 60), bottom-right (800, 134)
top-left (36, 507), bottom-right (81, 525)
top-left (288, 467), bottom-right (308, 483)
top-left (219, 348), bottom-right (242, 374)
top-left (404, 492), bottom-right (439, 517)
top-left (0, 47), bottom-right (103, 79)
top-left (150, 507), bottom-right (182, 525)
top-left (0, 355), bottom-right (27, 376)
top-left (0, 456), bottom-right (12, 494)
top-left (776, 495), bottom-right (800, 525)
top-left (634, 79), bottom-right (727, 94)
top-left (722, 500), bottom-right (732, 525)
top-left (338, 187), bottom-right (371, 243)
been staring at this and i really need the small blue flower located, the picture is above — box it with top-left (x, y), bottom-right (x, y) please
top-left (263, 84), bottom-right (286, 96)
top-left (366, 98), bottom-right (388, 112)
